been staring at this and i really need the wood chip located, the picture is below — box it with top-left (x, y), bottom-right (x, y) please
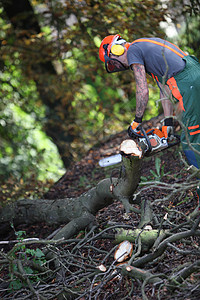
top-left (97, 264), bottom-right (107, 272)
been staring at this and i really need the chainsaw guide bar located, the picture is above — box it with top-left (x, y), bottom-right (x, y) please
top-left (98, 154), bottom-right (122, 167)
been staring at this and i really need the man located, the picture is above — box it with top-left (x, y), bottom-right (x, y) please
top-left (99, 34), bottom-right (200, 171)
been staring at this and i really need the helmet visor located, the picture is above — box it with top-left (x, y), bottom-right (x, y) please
top-left (105, 58), bottom-right (129, 73)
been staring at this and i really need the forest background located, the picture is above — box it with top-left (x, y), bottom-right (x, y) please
top-left (0, 0), bottom-right (199, 201)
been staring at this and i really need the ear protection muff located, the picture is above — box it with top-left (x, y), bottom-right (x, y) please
top-left (110, 44), bottom-right (125, 56)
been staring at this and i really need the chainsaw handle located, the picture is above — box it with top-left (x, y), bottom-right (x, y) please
top-left (128, 125), bottom-right (143, 138)
top-left (140, 127), bottom-right (152, 154)
top-left (128, 125), bottom-right (155, 139)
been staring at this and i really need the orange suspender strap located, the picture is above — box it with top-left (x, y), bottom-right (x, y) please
top-left (151, 73), bottom-right (159, 84)
top-left (167, 40), bottom-right (187, 56)
top-left (131, 39), bottom-right (187, 58)
top-left (166, 77), bottom-right (185, 111)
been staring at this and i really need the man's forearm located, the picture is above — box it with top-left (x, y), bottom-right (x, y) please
top-left (132, 64), bottom-right (149, 119)
top-left (159, 84), bottom-right (174, 138)
top-left (136, 88), bottom-right (149, 118)
top-left (159, 84), bottom-right (174, 117)
top-left (162, 99), bottom-right (174, 117)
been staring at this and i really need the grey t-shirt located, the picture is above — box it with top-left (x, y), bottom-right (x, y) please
top-left (127, 38), bottom-right (186, 81)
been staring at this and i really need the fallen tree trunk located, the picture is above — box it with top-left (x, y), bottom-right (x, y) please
top-left (0, 139), bottom-right (143, 240)
top-left (115, 228), bottom-right (165, 252)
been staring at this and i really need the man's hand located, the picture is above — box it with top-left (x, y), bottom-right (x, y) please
top-left (162, 117), bottom-right (174, 140)
top-left (128, 119), bottom-right (141, 138)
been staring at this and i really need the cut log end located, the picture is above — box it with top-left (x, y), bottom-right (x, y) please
top-left (114, 240), bottom-right (133, 262)
top-left (119, 139), bottom-right (143, 158)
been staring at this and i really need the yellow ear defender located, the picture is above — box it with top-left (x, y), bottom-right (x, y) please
top-left (111, 44), bottom-right (125, 56)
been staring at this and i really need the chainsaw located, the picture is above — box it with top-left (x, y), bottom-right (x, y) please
top-left (99, 126), bottom-right (180, 167)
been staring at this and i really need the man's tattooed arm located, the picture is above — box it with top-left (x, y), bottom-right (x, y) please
top-left (131, 63), bottom-right (149, 118)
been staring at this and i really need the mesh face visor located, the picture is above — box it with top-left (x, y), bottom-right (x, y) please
top-left (103, 44), bottom-right (129, 73)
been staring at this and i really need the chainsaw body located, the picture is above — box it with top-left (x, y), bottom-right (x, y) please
top-left (137, 128), bottom-right (170, 156)
top-left (99, 127), bottom-right (180, 167)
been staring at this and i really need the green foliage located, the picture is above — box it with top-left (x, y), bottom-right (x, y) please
top-left (0, 0), bottom-right (167, 192)
top-left (141, 156), bottom-right (170, 182)
top-left (0, 103), bottom-right (64, 181)
top-left (8, 228), bottom-right (47, 291)
top-left (178, 15), bottom-right (200, 59)
top-left (168, 0), bottom-right (200, 58)
top-left (0, 44), bottom-right (64, 182)
top-left (150, 157), bottom-right (165, 181)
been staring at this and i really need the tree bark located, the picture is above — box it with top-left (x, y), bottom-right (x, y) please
top-left (115, 228), bottom-right (164, 252)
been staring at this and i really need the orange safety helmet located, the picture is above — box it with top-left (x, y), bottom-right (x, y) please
top-left (99, 34), bottom-right (122, 62)
top-left (99, 34), bottom-right (130, 73)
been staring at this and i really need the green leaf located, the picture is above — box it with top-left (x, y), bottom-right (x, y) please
top-left (9, 279), bottom-right (22, 291)
top-left (140, 176), bottom-right (148, 182)
top-left (24, 266), bottom-right (33, 275)
top-left (26, 248), bottom-right (36, 256)
top-left (34, 248), bottom-right (45, 258)
top-left (150, 170), bottom-right (157, 178)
